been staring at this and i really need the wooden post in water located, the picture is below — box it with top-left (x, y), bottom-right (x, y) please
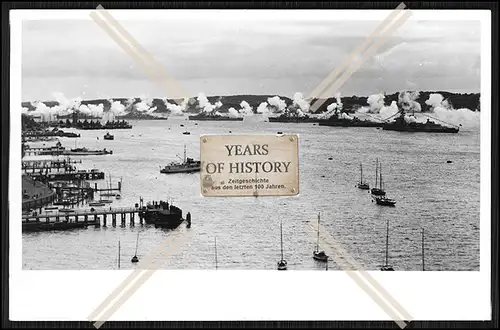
top-left (130, 212), bottom-right (135, 227)
top-left (112, 213), bottom-right (116, 227)
top-left (103, 214), bottom-right (107, 227)
top-left (121, 213), bottom-right (125, 227)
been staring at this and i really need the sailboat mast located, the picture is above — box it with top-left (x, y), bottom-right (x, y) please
top-left (134, 230), bottom-right (139, 256)
top-left (280, 221), bottom-right (284, 260)
top-left (118, 240), bottom-right (121, 269)
top-left (215, 237), bottom-right (218, 270)
top-left (360, 164), bottom-right (363, 183)
top-left (380, 163), bottom-right (383, 190)
top-left (422, 228), bottom-right (425, 271)
top-left (375, 159), bottom-right (378, 188)
top-left (385, 219), bottom-right (389, 266)
top-left (184, 145), bottom-right (187, 163)
top-left (316, 212), bottom-right (320, 252)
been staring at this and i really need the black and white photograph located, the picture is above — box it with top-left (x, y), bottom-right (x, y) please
top-left (9, 5), bottom-right (492, 324)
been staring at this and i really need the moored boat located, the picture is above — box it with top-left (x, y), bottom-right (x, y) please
top-left (103, 132), bottom-right (114, 140)
top-left (312, 212), bottom-right (329, 262)
top-left (160, 145), bottom-right (201, 174)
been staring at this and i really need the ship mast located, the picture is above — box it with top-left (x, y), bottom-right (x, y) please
top-left (375, 158), bottom-right (379, 189)
top-left (280, 221), bottom-right (284, 261)
top-left (184, 145), bottom-right (187, 163)
top-left (422, 228), bottom-right (425, 271)
top-left (385, 218), bottom-right (389, 266)
top-left (316, 212), bottom-right (320, 252)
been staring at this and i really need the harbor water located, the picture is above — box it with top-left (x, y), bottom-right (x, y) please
top-left (22, 117), bottom-right (480, 271)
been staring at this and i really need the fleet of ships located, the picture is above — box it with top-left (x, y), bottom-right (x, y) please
top-left (188, 107), bottom-right (460, 133)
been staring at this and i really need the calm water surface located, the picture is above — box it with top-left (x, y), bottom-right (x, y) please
top-left (22, 118), bottom-right (480, 271)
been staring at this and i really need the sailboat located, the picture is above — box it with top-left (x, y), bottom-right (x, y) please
top-left (380, 218), bottom-right (394, 271)
top-left (370, 158), bottom-right (386, 196)
top-left (277, 221), bottom-right (287, 270)
top-left (373, 163), bottom-right (396, 206)
top-left (131, 230), bottom-right (139, 263)
top-left (313, 212), bottom-right (329, 262)
top-left (356, 163), bottom-right (370, 190)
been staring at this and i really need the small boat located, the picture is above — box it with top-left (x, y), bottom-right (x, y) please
top-left (313, 212), bottom-right (329, 262)
top-left (89, 202), bottom-right (106, 207)
top-left (277, 221), bottom-right (287, 271)
top-left (182, 131), bottom-right (191, 135)
top-left (131, 231), bottom-right (140, 263)
top-left (115, 194), bottom-right (121, 200)
top-left (374, 196), bottom-right (396, 206)
top-left (103, 132), bottom-right (114, 140)
top-left (356, 163), bottom-right (370, 190)
top-left (59, 208), bottom-right (75, 213)
top-left (380, 218), bottom-right (395, 271)
top-left (371, 158), bottom-right (386, 196)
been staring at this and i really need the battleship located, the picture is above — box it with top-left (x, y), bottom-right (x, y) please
top-left (160, 145), bottom-right (201, 174)
top-left (383, 109), bottom-right (460, 133)
top-left (268, 113), bottom-right (318, 123)
top-left (188, 113), bottom-right (243, 121)
top-left (317, 105), bottom-right (383, 127)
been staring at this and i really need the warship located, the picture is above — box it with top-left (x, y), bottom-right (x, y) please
top-left (383, 109), bottom-right (459, 133)
top-left (317, 105), bottom-right (383, 127)
top-left (268, 113), bottom-right (318, 123)
top-left (188, 113), bottom-right (243, 121)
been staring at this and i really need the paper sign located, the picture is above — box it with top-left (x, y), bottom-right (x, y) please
top-left (200, 134), bottom-right (299, 197)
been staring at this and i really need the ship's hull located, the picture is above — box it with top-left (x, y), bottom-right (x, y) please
top-left (160, 167), bottom-right (200, 174)
top-left (268, 117), bottom-right (317, 123)
top-left (383, 125), bottom-right (459, 133)
top-left (141, 207), bottom-right (184, 229)
top-left (188, 116), bottom-right (243, 121)
top-left (318, 120), bottom-right (384, 128)
top-left (63, 151), bottom-right (112, 156)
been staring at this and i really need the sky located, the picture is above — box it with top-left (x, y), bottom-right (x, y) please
top-left (21, 14), bottom-right (481, 102)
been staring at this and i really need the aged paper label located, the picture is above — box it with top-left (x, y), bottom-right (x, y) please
top-left (200, 134), bottom-right (299, 197)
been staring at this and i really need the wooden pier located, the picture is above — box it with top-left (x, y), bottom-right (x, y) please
top-left (22, 203), bottom-right (191, 232)
top-left (28, 170), bottom-right (105, 182)
top-left (22, 159), bottom-right (82, 172)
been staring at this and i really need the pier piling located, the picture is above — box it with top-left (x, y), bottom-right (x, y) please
top-left (112, 213), bottom-right (116, 227)
top-left (103, 214), bottom-right (107, 227)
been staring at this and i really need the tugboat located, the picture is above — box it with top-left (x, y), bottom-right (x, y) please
top-left (370, 158), bottom-right (386, 196)
top-left (356, 163), bottom-right (370, 190)
top-left (103, 132), bottom-right (114, 140)
top-left (380, 218), bottom-right (395, 271)
top-left (182, 131), bottom-right (191, 135)
top-left (160, 145), bottom-right (201, 174)
top-left (312, 212), bottom-right (329, 262)
top-left (383, 109), bottom-right (459, 133)
top-left (277, 221), bottom-right (288, 271)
